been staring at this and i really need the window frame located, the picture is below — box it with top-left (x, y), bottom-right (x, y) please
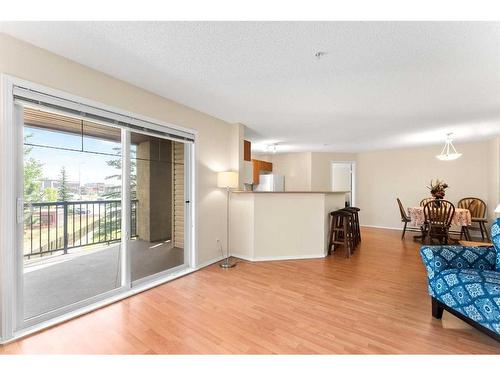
top-left (0, 74), bottom-right (198, 343)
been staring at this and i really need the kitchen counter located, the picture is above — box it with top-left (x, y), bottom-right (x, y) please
top-left (233, 191), bottom-right (349, 194)
top-left (230, 191), bottom-right (347, 261)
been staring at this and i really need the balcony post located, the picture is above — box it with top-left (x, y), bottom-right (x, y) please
top-left (63, 202), bottom-right (68, 254)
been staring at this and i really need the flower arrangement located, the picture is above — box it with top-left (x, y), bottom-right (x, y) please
top-left (427, 179), bottom-right (448, 199)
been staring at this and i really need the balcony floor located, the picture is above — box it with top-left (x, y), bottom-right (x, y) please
top-left (23, 239), bottom-right (184, 319)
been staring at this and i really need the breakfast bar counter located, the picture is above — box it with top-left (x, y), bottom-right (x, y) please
top-left (229, 191), bottom-right (347, 261)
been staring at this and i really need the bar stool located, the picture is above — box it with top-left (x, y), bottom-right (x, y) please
top-left (340, 208), bottom-right (358, 251)
top-left (328, 210), bottom-right (355, 258)
top-left (342, 207), bottom-right (361, 246)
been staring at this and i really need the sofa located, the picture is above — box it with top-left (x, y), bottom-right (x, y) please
top-left (420, 218), bottom-right (500, 342)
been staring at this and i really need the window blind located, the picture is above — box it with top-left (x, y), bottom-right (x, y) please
top-left (13, 85), bottom-right (195, 143)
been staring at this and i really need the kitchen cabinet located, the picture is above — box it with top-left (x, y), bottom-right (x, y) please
top-left (244, 140), bottom-right (251, 161)
top-left (252, 159), bottom-right (273, 184)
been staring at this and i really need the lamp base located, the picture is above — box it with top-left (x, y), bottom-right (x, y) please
top-left (219, 260), bottom-right (236, 269)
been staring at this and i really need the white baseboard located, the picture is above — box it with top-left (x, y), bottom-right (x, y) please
top-left (361, 224), bottom-right (487, 240)
top-left (360, 224), bottom-right (404, 231)
top-left (195, 255), bottom-right (226, 270)
top-left (231, 253), bottom-right (326, 262)
top-left (230, 253), bottom-right (253, 261)
top-left (197, 252), bottom-right (328, 266)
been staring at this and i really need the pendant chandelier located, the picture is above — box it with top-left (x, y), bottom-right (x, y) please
top-left (436, 133), bottom-right (462, 161)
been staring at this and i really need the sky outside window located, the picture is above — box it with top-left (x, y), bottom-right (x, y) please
top-left (24, 126), bottom-right (123, 184)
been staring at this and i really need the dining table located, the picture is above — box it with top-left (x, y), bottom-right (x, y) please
top-left (407, 206), bottom-right (472, 242)
top-left (407, 206), bottom-right (472, 227)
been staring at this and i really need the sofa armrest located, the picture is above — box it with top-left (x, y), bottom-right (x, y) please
top-left (420, 245), bottom-right (496, 283)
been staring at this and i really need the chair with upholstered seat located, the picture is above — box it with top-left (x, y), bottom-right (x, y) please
top-left (419, 218), bottom-right (500, 342)
top-left (457, 197), bottom-right (489, 241)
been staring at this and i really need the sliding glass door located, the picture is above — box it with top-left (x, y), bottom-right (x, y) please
top-left (128, 131), bottom-right (186, 282)
top-left (15, 101), bottom-right (192, 329)
top-left (21, 107), bottom-right (125, 322)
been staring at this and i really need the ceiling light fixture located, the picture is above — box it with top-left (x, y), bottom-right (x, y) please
top-left (266, 143), bottom-right (278, 154)
top-left (436, 133), bottom-right (462, 161)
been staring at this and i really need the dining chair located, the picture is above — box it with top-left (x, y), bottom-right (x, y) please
top-left (420, 197), bottom-right (435, 207)
top-left (396, 198), bottom-right (411, 239)
top-left (457, 197), bottom-right (489, 241)
top-left (422, 200), bottom-right (455, 245)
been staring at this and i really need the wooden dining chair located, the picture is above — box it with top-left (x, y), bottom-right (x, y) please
top-left (420, 197), bottom-right (435, 207)
top-left (396, 198), bottom-right (411, 239)
top-left (457, 197), bottom-right (489, 241)
top-left (422, 200), bottom-right (455, 245)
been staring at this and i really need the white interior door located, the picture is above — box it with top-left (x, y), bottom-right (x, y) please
top-left (332, 163), bottom-right (352, 191)
top-left (331, 162), bottom-right (355, 206)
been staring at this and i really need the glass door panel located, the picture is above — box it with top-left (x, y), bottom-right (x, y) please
top-left (129, 131), bottom-right (185, 281)
top-left (21, 107), bottom-right (124, 321)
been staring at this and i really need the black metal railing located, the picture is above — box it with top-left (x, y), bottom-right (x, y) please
top-left (24, 199), bottom-right (138, 259)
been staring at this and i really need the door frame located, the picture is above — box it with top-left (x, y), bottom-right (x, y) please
top-left (331, 161), bottom-right (356, 207)
top-left (0, 74), bottom-right (198, 343)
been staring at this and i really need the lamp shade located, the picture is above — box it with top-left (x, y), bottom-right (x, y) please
top-left (217, 171), bottom-right (239, 189)
top-left (495, 204), bottom-right (500, 213)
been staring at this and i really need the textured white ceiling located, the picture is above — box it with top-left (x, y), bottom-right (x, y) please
top-left (2, 21), bottom-right (500, 153)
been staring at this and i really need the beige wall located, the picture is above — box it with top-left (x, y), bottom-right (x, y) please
top-left (230, 123), bottom-right (246, 189)
top-left (230, 192), bottom-right (346, 260)
top-left (254, 141), bottom-right (499, 231)
top-left (270, 152), bottom-right (312, 191)
top-left (310, 152), bottom-right (357, 191)
top-left (486, 136), bottom-right (500, 223)
top-left (356, 139), bottom-right (497, 229)
top-left (0, 33), bottom-right (237, 266)
top-left (251, 153), bottom-right (272, 162)
top-left (256, 151), bottom-right (355, 192)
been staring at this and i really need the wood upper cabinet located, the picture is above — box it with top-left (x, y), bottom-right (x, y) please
top-left (252, 159), bottom-right (273, 185)
top-left (244, 140), bottom-right (251, 161)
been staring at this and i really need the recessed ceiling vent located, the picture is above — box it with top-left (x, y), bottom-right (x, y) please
top-left (314, 51), bottom-right (328, 59)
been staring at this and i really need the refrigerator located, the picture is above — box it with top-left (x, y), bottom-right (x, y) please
top-left (254, 174), bottom-right (285, 192)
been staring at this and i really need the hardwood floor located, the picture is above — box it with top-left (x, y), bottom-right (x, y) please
top-left (1, 227), bottom-right (499, 354)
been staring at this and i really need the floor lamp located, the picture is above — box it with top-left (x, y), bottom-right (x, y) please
top-left (217, 171), bottom-right (239, 268)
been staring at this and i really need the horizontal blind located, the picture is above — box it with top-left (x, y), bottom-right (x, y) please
top-left (173, 142), bottom-right (185, 249)
top-left (13, 85), bottom-right (195, 143)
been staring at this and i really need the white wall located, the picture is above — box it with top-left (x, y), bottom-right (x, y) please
top-left (0, 33), bottom-right (237, 266)
top-left (356, 139), bottom-right (497, 229)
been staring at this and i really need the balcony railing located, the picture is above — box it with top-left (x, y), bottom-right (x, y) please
top-left (24, 199), bottom-right (138, 259)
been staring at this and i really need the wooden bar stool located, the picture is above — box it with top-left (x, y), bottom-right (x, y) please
top-left (343, 207), bottom-right (361, 246)
top-left (339, 208), bottom-right (357, 251)
top-left (328, 210), bottom-right (354, 258)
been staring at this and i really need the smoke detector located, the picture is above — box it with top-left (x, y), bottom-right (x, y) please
top-left (314, 51), bottom-right (328, 59)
